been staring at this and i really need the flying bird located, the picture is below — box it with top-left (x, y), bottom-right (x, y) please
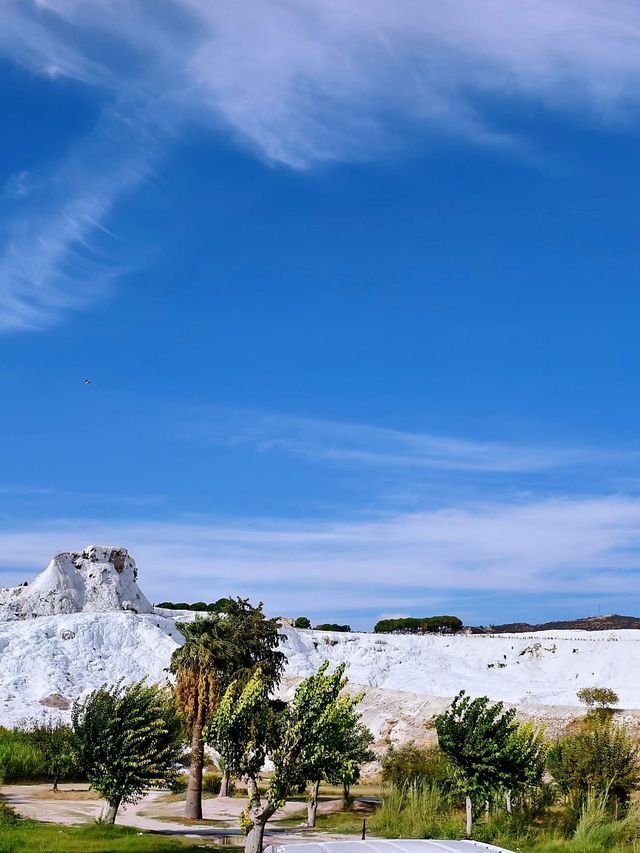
top-left (83, 379), bottom-right (92, 385)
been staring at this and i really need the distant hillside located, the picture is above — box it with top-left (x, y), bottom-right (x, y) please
top-left (475, 614), bottom-right (640, 633)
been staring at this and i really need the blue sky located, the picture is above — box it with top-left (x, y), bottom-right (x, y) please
top-left (2, 1), bottom-right (640, 628)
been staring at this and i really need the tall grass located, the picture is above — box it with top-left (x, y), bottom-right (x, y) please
top-left (370, 783), bottom-right (640, 853)
top-left (370, 783), bottom-right (464, 839)
top-left (570, 792), bottom-right (640, 850)
top-left (0, 729), bottom-right (43, 783)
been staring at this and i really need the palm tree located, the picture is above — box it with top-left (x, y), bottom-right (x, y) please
top-left (170, 616), bottom-right (234, 819)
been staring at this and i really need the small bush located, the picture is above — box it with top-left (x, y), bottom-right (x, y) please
top-left (0, 803), bottom-right (19, 826)
top-left (294, 616), bottom-right (311, 629)
top-left (314, 623), bottom-right (351, 632)
top-left (381, 742), bottom-right (454, 790)
top-left (168, 774), bottom-right (188, 794)
top-left (202, 773), bottom-right (222, 795)
top-left (547, 720), bottom-right (639, 809)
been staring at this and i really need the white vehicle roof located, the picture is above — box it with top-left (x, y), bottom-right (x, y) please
top-left (264, 841), bottom-right (515, 853)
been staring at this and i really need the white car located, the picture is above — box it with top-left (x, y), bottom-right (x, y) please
top-left (264, 841), bottom-right (515, 853)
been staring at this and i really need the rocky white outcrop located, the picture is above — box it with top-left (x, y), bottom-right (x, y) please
top-left (3, 545), bottom-right (640, 742)
top-left (0, 546), bottom-right (153, 620)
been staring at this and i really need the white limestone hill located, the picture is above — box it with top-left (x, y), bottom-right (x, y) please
top-left (0, 546), bottom-right (153, 620)
top-left (2, 546), bottom-right (640, 743)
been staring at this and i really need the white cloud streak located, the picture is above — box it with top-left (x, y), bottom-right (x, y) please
top-left (1, 496), bottom-right (640, 617)
top-left (188, 407), bottom-right (633, 475)
top-left (3, 0), bottom-right (640, 329)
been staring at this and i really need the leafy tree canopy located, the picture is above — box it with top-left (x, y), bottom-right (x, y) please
top-left (71, 680), bottom-right (183, 823)
top-left (26, 721), bottom-right (77, 790)
top-left (548, 720), bottom-right (639, 808)
top-left (435, 690), bottom-right (533, 831)
top-left (577, 686), bottom-right (620, 712)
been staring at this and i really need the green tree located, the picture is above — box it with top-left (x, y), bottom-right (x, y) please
top-left (577, 686), bottom-right (620, 720)
top-left (208, 597), bottom-right (234, 613)
top-left (374, 616), bottom-right (463, 634)
top-left (206, 669), bottom-right (282, 853)
top-left (27, 721), bottom-right (77, 791)
top-left (208, 661), bottom-right (367, 851)
top-left (337, 716), bottom-right (375, 807)
top-left (214, 598), bottom-right (285, 797)
top-left (293, 663), bottom-right (373, 827)
top-left (217, 598), bottom-right (285, 692)
top-left (314, 623), bottom-right (351, 632)
top-left (547, 720), bottom-right (639, 809)
top-left (435, 691), bottom-right (521, 835)
top-left (294, 616), bottom-right (311, 629)
top-left (71, 681), bottom-right (183, 824)
top-left (503, 722), bottom-right (547, 813)
top-left (169, 616), bottom-right (235, 819)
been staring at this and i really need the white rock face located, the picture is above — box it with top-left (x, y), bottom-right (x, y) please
top-left (0, 546), bottom-right (153, 620)
top-left (0, 611), bottom-right (184, 723)
top-left (2, 546), bottom-right (640, 742)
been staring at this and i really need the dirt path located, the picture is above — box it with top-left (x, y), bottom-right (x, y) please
top-left (0, 784), bottom-right (359, 845)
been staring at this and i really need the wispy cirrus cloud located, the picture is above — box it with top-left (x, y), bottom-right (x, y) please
top-left (186, 406), bottom-right (634, 476)
top-left (4, 0), bottom-right (640, 331)
top-left (0, 118), bottom-right (152, 331)
top-left (1, 495), bottom-right (640, 623)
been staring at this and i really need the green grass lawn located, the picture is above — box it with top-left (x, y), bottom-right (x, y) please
top-left (0, 818), bottom-right (210, 852)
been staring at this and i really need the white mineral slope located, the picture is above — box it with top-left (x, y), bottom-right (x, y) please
top-left (0, 612), bottom-right (182, 724)
top-left (0, 546), bottom-right (152, 619)
top-left (2, 617), bottom-right (640, 734)
top-left (3, 545), bottom-right (640, 737)
top-left (278, 625), bottom-right (640, 708)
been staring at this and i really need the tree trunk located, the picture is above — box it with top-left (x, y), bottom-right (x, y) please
top-left (506, 789), bottom-right (512, 814)
top-left (244, 820), bottom-right (267, 853)
top-left (307, 780), bottom-right (320, 828)
top-left (103, 797), bottom-right (121, 824)
top-left (465, 795), bottom-right (473, 837)
top-left (342, 781), bottom-right (351, 808)
top-left (52, 771), bottom-right (59, 792)
top-left (244, 779), bottom-right (276, 853)
top-left (219, 768), bottom-right (231, 798)
top-left (184, 706), bottom-right (205, 819)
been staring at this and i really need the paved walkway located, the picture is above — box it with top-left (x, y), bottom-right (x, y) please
top-left (0, 784), bottom-right (361, 845)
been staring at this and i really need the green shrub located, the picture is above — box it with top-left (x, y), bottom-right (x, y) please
top-left (168, 773), bottom-right (188, 794)
top-left (0, 803), bottom-right (19, 826)
top-left (202, 773), bottom-right (222, 795)
top-left (294, 616), bottom-right (311, 629)
top-left (381, 742), bottom-right (454, 790)
top-left (547, 720), bottom-right (639, 809)
top-left (314, 623), bottom-right (351, 632)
